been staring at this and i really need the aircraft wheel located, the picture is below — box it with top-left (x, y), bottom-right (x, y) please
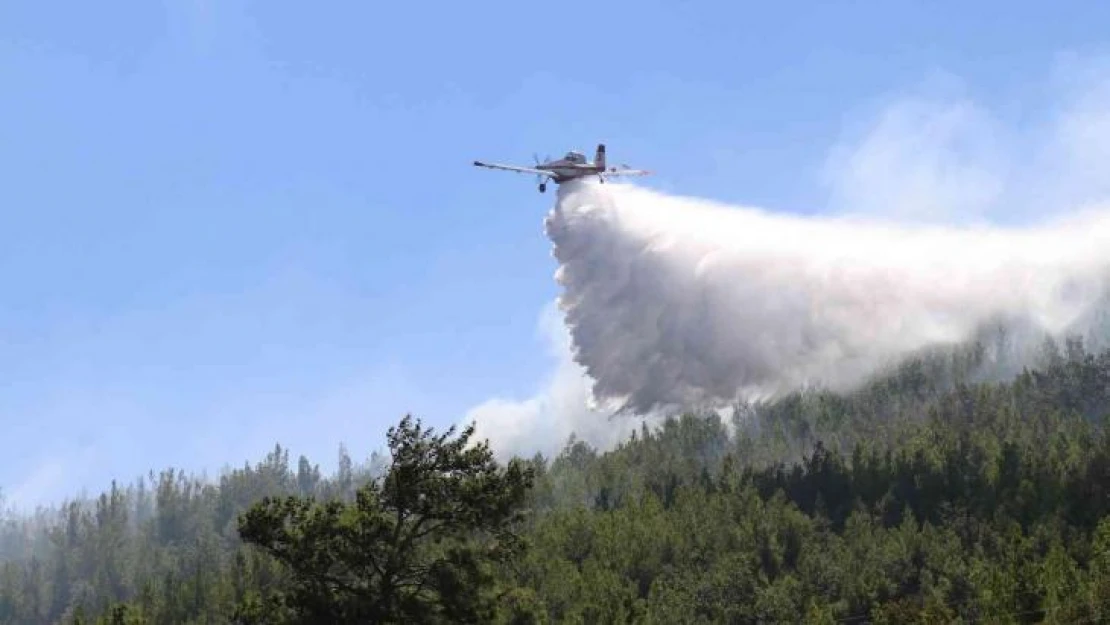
top-left (539, 183), bottom-right (547, 193)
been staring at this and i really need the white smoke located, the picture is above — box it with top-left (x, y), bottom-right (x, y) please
top-left (465, 302), bottom-right (648, 462)
top-left (466, 59), bottom-right (1110, 460)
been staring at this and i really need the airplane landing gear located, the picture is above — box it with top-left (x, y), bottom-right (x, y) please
top-left (538, 182), bottom-right (547, 193)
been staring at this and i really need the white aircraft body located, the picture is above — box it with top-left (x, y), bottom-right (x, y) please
top-left (473, 143), bottom-right (651, 193)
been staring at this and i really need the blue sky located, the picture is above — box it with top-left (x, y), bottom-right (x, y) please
top-left (2, 0), bottom-right (1109, 507)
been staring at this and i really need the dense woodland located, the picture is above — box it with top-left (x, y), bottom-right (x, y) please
top-left (1, 329), bottom-right (1109, 623)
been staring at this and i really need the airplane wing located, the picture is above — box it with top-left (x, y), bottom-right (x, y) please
top-left (473, 160), bottom-right (551, 177)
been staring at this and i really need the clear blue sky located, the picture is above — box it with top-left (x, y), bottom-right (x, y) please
top-left (2, 0), bottom-right (1108, 507)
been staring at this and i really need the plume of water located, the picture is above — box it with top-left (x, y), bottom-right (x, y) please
top-left (545, 180), bottom-right (1110, 414)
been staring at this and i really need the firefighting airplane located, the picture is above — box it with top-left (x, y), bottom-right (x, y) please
top-left (473, 143), bottom-right (651, 193)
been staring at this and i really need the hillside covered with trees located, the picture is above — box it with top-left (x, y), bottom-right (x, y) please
top-left (1, 333), bottom-right (1109, 623)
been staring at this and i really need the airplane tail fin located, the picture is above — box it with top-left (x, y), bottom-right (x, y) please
top-left (595, 144), bottom-right (607, 171)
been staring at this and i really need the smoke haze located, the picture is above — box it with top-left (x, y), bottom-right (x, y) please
top-left (467, 61), bottom-right (1110, 461)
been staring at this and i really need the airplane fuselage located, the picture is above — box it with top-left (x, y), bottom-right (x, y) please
top-left (536, 163), bottom-right (603, 183)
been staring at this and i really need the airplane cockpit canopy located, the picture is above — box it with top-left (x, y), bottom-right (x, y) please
top-left (565, 151), bottom-right (586, 163)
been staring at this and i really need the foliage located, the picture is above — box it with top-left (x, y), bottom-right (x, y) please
top-left (236, 415), bottom-right (535, 624)
top-left (0, 334), bottom-right (1108, 623)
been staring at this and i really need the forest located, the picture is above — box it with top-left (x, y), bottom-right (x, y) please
top-left (1, 330), bottom-right (1108, 623)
